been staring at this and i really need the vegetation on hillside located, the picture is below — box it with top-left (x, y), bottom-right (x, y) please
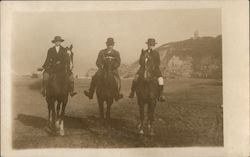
top-left (86, 35), bottom-right (222, 79)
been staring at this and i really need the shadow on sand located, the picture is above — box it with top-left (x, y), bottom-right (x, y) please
top-left (15, 114), bottom-right (96, 130)
top-left (15, 114), bottom-right (174, 147)
top-left (15, 114), bottom-right (135, 132)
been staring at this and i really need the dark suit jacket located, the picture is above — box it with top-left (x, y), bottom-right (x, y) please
top-left (137, 49), bottom-right (162, 77)
top-left (96, 48), bottom-right (121, 74)
top-left (42, 46), bottom-right (70, 73)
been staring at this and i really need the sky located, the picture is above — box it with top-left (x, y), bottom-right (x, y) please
top-left (11, 9), bottom-right (221, 76)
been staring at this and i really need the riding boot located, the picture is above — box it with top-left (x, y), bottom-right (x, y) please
top-left (84, 75), bottom-right (97, 99)
top-left (41, 72), bottom-right (50, 97)
top-left (158, 85), bottom-right (165, 102)
top-left (69, 82), bottom-right (77, 97)
top-left (114, 84), bottom-right (123, 101)
top-left (129, 80), bottom-right (137, 98)
top-left (41, 80), bottom-right (47, 97)
top-left (115, 92), bottom-right (123, 101)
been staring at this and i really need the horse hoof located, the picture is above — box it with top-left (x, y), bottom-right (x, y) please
top-left (148, 128), bottom-right (155, 136)
top-left (149, 131), bottom-right (155, 136)
top-left (137, 123), bottom-right (143, 129)
top-left (55, 121), bottom-right (60, 130)
top-left (47, 123), bottom-right (52, 130)
top-left (59, 129), bottom-right (65, 136)
top-left (139, 129), bottom-right (144, 135)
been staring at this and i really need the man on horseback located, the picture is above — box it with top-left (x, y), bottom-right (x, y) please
top-left (84, 37), bottom-right (123, 101)
top-left (38, 36), bottom-right (77, 97)
top-left (129, 38), bottom-right (165, 102)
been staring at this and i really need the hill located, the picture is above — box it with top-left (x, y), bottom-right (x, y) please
top-left (86, 35), bottom-right (222, 79)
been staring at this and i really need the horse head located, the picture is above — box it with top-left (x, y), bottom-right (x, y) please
top-left (144, 55), bottom-right (155, 82)
top-left (66, 44), bottom-right (74, 70)
top-left (104, 55), bottom-right (115, 69)
top-left (96, 55), bottom-right (117, 100)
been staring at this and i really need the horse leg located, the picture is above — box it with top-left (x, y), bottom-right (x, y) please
top-left (147, 99), bottom-right (156, 136)
top-left (50, 100), bottom-right (56, 135)
top-left (55, 101), bottom-right (61, 133)
top-left (138, 101), bottom-right (145, 135)
top-left (56, 101), bottom-right (61, 119)
top-left (47, 99), bottom-right (52, 129)
top-left (59, 100), bottom-right (67, 136)
top-left (98, 99), bottom-right (105, 123)
top-left (106, 100), bottom-right (112, 123)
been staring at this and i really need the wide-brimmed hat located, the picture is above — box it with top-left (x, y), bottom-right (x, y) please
top-left (146, 38), bottom-right (157, 46)
top-left (51, 36), bottom-right (64, 43)
top-left (106, 37), bottom-right (115, 45)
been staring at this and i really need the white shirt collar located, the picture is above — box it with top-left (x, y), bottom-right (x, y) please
top-left (55, 46), bottom-right (60, 53)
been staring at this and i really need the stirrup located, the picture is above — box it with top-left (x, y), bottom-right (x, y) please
top-left (128, 92), bottom-right (134, 98)
top-left (41, 89), bottom-right (46, 97)
top-left (70, 92), bottom-right (77, 97)
top-left (115, 93), bottom-right (123, 101)
top-left (158, 95), bottom-right (166, 102)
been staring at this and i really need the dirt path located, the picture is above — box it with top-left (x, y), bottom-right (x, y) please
top-left (12, 78), bottom-right (223, 148)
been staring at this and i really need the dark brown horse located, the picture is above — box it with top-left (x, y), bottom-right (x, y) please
top-left (46, 70), bottom-right (69, 136)
top-left (136, 56), bottom-right (159, 136)
top-left (46, 45), bottom-right (73, 136)
top-left (96, 56), bottom-right (117, 123)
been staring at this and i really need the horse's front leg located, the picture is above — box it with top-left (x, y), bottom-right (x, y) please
top-left (47, 99), bottom-right (53, 129)
top-left (50, 100), bottom-right (56, 134)
top-left (138, 100), bottom-right (145, 135)
top-left (106, 100), bottom-right (113, 123)
top-left (56, 101), bottom-right (61, 120)
top-left (147, 99), bottom-right (156, 136)
top-left (98, 99), bottom-right (105, 124)
top-left (55, 101), bottom-right (61, 133)
top-left (58, 100), bottom-right (67, 136)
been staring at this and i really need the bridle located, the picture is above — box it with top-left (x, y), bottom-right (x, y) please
top-left (144, 52), bottom-right (154, 81)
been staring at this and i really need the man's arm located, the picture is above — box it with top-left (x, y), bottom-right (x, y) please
top-left (139, 49), bottom-right (145, 66)
top-left (113, 51), bottom-right (121, 69)
top-left (96, 50), bottom-right (103, 69)
top-left (154, 50), bottom-right (161, 68)
top-left (136, 49), bottom-right (145, 75)
top-left (42, 49), bottom-right (51, 69)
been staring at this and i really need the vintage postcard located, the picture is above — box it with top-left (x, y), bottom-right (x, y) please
top-left (1, 1), bottom-right (249, 157)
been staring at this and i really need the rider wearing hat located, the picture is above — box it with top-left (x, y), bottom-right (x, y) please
top-left (128, 38), bottom-right (165, 102)
top-left (38, 36), bottom-right (77, 97)
top-left (84, 37), bottom-right (123, 101)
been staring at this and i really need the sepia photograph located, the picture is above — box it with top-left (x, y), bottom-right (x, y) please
top-left (12, 7), bottom-right (223, 148)
top-left (1, 1), bottom-right (249, 157)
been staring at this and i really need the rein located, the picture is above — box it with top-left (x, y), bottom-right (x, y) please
top-left (144, 54), bottom-right (155, 81)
